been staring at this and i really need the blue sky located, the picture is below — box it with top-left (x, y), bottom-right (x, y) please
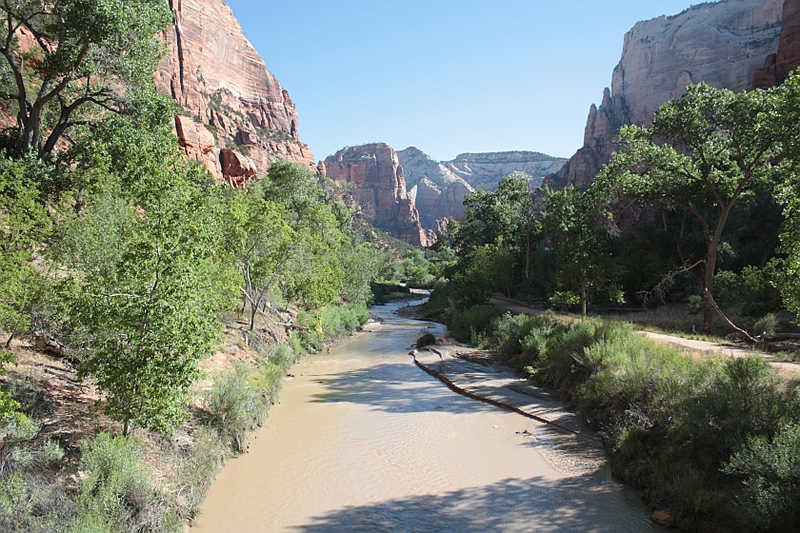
top-left (224, 1), bottom-right (700, 162)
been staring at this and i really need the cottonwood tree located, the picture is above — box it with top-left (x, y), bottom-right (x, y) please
top-left (595, 83), bottom-right (779, 334)
top-left (0, 0), bottom-right (173, 158)
top-left (0, 155), bottom-right (50, 347)
top-left (60, 120), bottom-right (225, 435)
top-left (541, 185), bottom-right (620, 316)
top-left (224, 186), bottom-right (294, 331)
top-left (444, 175), bottom-right (537, 306)
top-left (771, 72), bottom-right (800, 322)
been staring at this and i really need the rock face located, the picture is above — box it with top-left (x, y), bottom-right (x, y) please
top-left (545, 0), bottom-right (785, 192)
top-left (324, 144), bottom-right (568, 244)
top-left (754, 0), bottom-right (800, 87)
top-left (443, 152), bottom-right (567, 191)
top-left (396, 147), bottom-right (475, 228)
top-left (156, 0), bottom-right (315, 185)
top-left (324, 144), bottom-right (430, 247)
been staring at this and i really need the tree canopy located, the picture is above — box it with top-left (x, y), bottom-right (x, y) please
top-left (0, 0), bottom-right (174, 158)
top-left (595, 82), bottom-right (780, 332)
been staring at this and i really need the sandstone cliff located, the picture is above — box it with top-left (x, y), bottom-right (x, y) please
top-left (324, 144), bottom-right (430, 247)
top-left (545, 0), bottom-right (785, 192)
top-left (754, 0), bottom-right (800, 87)
top-left (156, 0), bottom-right (315, 186)
top-left (443, 151), bottom-right (567, 191)
top-left (396, 147), bottom-right (475, 228)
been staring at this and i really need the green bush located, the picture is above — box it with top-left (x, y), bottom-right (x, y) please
top-left (0, 434), bottom-right (71, 533)
top-left (687, 295), bottom-right (704, 315)
top-left (753, 313), bottom-right (776, 336)
top-left (169, 427), bottom-right (230, 520)
top-left (416, 333), bottom-right (436, 348)
top-left (71, 432), bottom-right (179, 533)
top-left (724, 423), bottom-right (800, 531)
top-left (202, 363), bottom-right (268, 453)
top-left (445, 305), bottom-right (503, 343)
top-left (684, 357), bottom-right (788, 461)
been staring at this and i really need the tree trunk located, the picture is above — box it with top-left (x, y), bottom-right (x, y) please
top-left (525, 231), bottom-right (531, 280)
top-left (581, 282), bottom-right (588, 317)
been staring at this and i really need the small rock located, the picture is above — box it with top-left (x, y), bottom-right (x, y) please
top-left (652, 509), bottom-right (675, 528)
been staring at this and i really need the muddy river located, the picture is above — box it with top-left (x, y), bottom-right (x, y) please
top-left (191, 300), bottom-right (663, 532)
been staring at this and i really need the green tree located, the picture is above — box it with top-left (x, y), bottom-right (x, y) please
top-left (0, 0), bottom-right (174, 158)
top-left (0, 155), bottom-right (51, 347)
top-left (541, 185), bottom-right (619, 316)
top-left (444, 175), bottom-right (537, 305)
top-left (263, 161), bottom-right (348, 308)
top-left (59, 121), bottom-right (225, 435)
top-left (223, 186), bottom-right (294, 331)
top-left (595, 83), bottom-right (779, 333)
top-left (771, 72), bottom-right (800, 322)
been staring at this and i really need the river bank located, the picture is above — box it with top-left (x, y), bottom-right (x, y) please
top-left (0, 302), bottom-right (373, 532)
top-left (411, 294), bottom-right (800, 532)
top-left (190, 299), bottom-right (662, 532)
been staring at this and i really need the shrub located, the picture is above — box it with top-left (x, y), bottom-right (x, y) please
top-left (445, 305), bottom-right (503, 343)
top-left (753, 313), bottom-right (776, 336)
top-left (0, 436), bottom-right (71, 533)
top-left (416, 333), bottom-right (436, 348)
top-left (202, 363), bottom-right (268, 453)
top-left (687, 295), bottom-right (704, 315)
top-left (684, 356), bottom-right (786, 462)
top-left (724, 423), bottom-right (800, 531)
top-left (169, 427), bottom-right (230, 520)
top-left (71, 432), bottom-right (179, 533)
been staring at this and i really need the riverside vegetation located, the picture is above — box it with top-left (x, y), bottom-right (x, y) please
top-left (4, 2), bottom-right (800, 533)
top-left (0, 2), bottom-right (416, 531)
top-left (423, 78), bottom-right (800, 532)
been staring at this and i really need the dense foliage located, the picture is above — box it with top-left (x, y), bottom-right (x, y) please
top-left (433, 77), bottom-right (800, 337)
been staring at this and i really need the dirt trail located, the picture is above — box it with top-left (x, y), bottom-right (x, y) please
top-left (488, 296), bottom-right (800, 380)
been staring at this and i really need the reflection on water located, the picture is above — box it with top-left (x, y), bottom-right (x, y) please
top-left (190, 300), bottom-right (661, 532)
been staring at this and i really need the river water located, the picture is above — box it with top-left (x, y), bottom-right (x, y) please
top-left (191, 300), bottom-right (662, 532)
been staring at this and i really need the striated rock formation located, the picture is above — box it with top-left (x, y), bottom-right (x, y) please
top-left (545, 0), bottom-right (784, 192)
top-left (324, 144), bottom-right (430, 247)
top-left (156, 0), bottom-right (315, 185)
top-left (396, 147), bottom-right (475, 228)
top-left (443, 151), bottom-right (567, 191)
top-left (754, 0), bottom-right (800, 87)
top-left (324, 144), bottom-right (568, 243)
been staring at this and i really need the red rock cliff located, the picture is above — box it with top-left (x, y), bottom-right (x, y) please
top-left (324, 144), bottom-right (430, 247)
top-left (754, 0), bottom-right (800, 87)
top-left (156, 0), bottom-right (315, 185)
top-left (544, 0), bottom-right (785, 192)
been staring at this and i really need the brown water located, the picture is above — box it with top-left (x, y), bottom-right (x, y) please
top-left (191, 300), bottom-right (662, 532)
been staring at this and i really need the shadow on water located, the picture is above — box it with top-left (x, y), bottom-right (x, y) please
top-left (291, 475), bottom-right (656, 533)
top-left (308, 361), bottom-right (497, 416)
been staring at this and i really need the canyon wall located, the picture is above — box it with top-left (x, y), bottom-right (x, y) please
top-left (545, 0), bottom-right (786, 192)
top-left (325, 144), bottom-right (567, 244)
top-left (443, 151), bottom-right (567, 191)
top-left (156, 0), bottom-right (316, 186)
top-left (396, 148), bottom-right (474, 228)
top-left (324, 144), bottom-right (431, 247)
top-left (754, 0), bottom-right (800, 87)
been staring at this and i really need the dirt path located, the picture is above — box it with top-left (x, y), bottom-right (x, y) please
top-left (488, 296), bottom-right (800, 380)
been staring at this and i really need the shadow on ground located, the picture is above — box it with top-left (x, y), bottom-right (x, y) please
top-left (308, 361), bottom-right (497, 416)
top-left (291, 475), bottom-right (657, 532)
